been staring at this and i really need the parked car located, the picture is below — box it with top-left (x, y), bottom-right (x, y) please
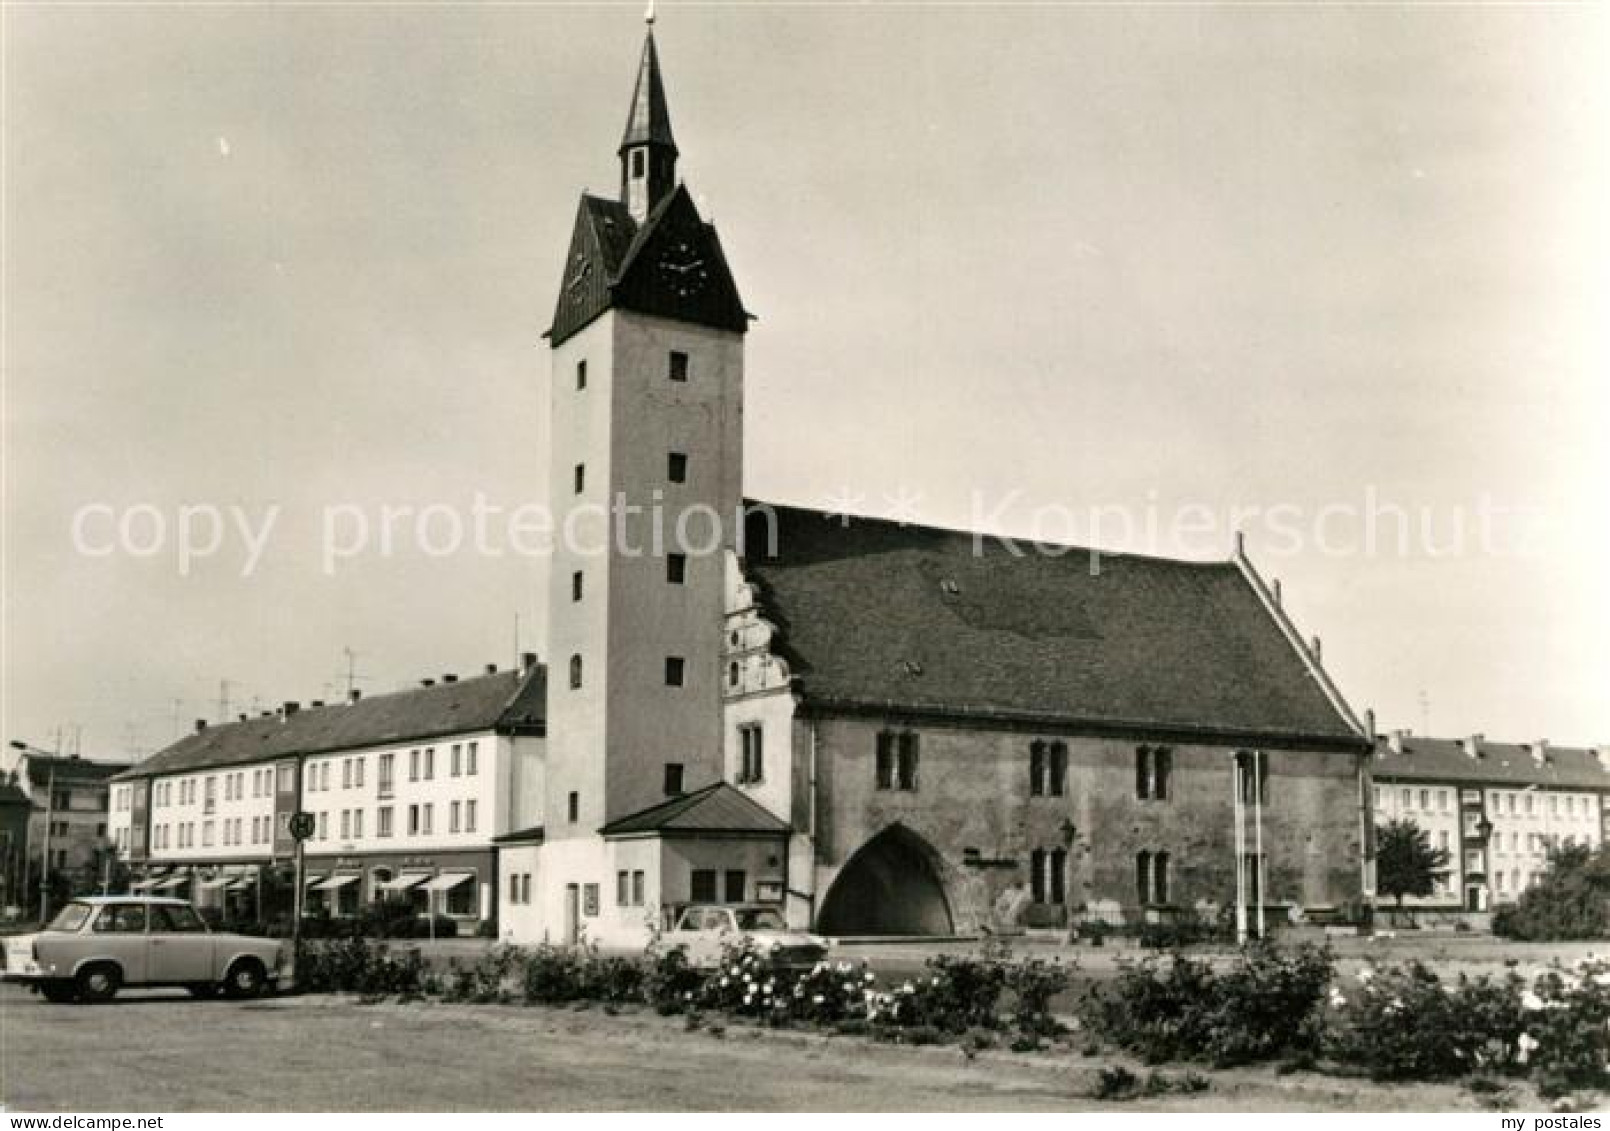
top-left (664, 904), bottom-right (829, 971)
top-left (1, 896), bottom-right (288, 1003)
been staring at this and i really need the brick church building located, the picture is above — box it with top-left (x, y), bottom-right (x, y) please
top-left (499, 16), bottom-right (1373, 945)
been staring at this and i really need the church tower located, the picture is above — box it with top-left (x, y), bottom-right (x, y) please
top-left (541, 13), bottom-right (749, 886)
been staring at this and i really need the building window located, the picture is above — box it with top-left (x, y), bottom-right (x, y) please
top-left (466, 742), bottom-right (477, 775)
top-left (354, 758), bottom-right (364, 788)
top-left (410, 750), bottom-right (420, 781)
top-left (424, 748), bottom-right (434, 780)
top-left (316, 812), bottom-right (328, 841)
top-left (421, 803), bottom-right (433, 835)
top-left (664, 657), bottom-right (686, 686)
top-left (738, 724), bottom-right (764, 784)
top-left (511, 874), bottom-right (522, 904)
top-left (576, 359), bottom-right (587, 390)
top-left (632, 870), bottom-right (645, 906)
top-left (669, 350), bottom-right (688, 382)
top-left (451, 744), bottom-right (462, 777)
top-left (875, 731), bottom-right (920, 791)
top-left (1136, 850), bottom-right (1170, 905)
top-left (407, 805), bottom-right (420, 836)
top-left (1419, 789), bottom-right (1430, 810)
top-left (378, 754), bottom-right (394, 798)
top-left (450, 801), bottom-right (461, 833)
top-left (1237, 751), bottom-right (1269, 806)
top-left (570, 654), bottom-right (583, 690)
top-left (690, 869), bottom-right (717, 902)
top-left (1136, 746), bottom-right (1171, 801)
top-left (521, 874), bottom-right (532, 903)
top-left (617, 870), bottom-right (631, 905)
top-left (568, 792), bottom-right (579, 824)
top-left (340, 810), bottom-right (351, 839)
top-left (1030, 740), bottom-right (1068, 797)
top-left (378, 807), bottom-right (393, 838)
top-left (724, 870), bottom-right (746, 903)
top-left (572, 571), bottom-right (584, 601)
top-left (631, 149), bottom-right (646, 178)
top-left (353, 809), bottom-right (364, 838)
top-left (664, 763), bottom-right (684, 796)
top-left (573, 463), bottom-right (585, 494)
top-left (667, 553), bottom-right (686, 584)
top-left (465, 799), bottom-right (476, 833)
top-left (342, 760), bottom-right (352, 790)
top-left (667, 452), bottom-right (687, 483)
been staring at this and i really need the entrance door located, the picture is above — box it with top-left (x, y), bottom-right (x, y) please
top-left (564, 883), bottom-right (580, 944)
top-left (1466, 886), bottom-right (1482, 912)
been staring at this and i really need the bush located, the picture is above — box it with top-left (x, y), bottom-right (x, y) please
top-left (441, 945), bottom-right (523, 1003)
top-left (642, 944), bottom-right (705, 1015)
top-left (1492, 843), bottom-right (1610, 941)
top-left (1323, 961), bottom-right (1525, 1081)
top-left (521, 942), bottom-right (595, 1004)
top-left (1005, 957), bottom-right (1073, 1037)
top-left (1082, 942), bottom-right (1333, 1067)
top-left (296, 937), bottom-right (425, 995)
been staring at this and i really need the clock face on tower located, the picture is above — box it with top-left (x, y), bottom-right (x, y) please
top-left (656, 239), bottom-right (709, 299)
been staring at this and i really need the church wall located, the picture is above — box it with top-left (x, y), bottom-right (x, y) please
top-left (809, 712), bottom-right (1366, 930)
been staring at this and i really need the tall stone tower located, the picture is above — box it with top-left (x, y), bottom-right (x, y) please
top-left (543, 16), bottom-right (749, 852)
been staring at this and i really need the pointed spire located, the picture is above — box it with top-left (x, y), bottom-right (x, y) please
top-left (620, 24), bottom-right (677, 157)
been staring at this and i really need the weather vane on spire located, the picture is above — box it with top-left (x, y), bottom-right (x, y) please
top-left (645, 0), bottom-right (656, 27)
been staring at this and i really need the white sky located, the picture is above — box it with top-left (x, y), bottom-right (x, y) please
top-left (4, 3), bottom-right (1607, 759)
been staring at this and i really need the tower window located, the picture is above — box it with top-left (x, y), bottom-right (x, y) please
top-left (664, 657), bottom-right (686, 687)
top-left (568, 791), bottom-right (579, 824)
top-left (569, 654), bottom-right (583, 690)
top-left (576, 359), bottom-right (587, 390)
top-left (663, 763), bottom-right (684, 796)
top-left (1136, 745), bottom-right (1172, 801)
top-left (572, 570), bottom-right (583, 601)
top-left (738, 724), bottom-right (764, 784)
top-left (667, 452), bottom-right (687, 483)
top-left (631, 149), bottom-right (645, 178)
top-left (573, 463), bottom-right (586, 494)
top-left (667, 553), bottom-right (686, 584)
top-left (668, 351), bottom-right (689, 382)
top-left (875, 731), bottom-right (920, 791)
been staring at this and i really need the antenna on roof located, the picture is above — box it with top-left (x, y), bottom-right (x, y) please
top-left (645, 0), bottom-right (656, 26)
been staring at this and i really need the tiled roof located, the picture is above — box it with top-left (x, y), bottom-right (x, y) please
top-left (1373, 735), bottom-right (1610, 791)
top-left (740, 503), bottom-right (1362, 746)
top-left (23, 755), bottom-right (127, 788)
top-left (600, 782), bottom-right (791, 838)
top-left (111, 666), bottom-right (547, 782)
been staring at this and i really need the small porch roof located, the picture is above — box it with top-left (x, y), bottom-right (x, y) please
top-left (599, 782), bottom-right (790, 839)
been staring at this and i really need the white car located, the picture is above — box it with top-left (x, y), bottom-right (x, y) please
top-left (664, 904), bottom-right (829, 971)
top-left (2, 896), bottom-right (288, 1003)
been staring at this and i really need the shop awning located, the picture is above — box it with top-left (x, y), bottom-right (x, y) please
top-left (424, 871), bottom-right (474, 892)
top-left (312, 874), bottom-right (361, 892)
top-left (130, 877), bottom-right (161, 892)
top-left (196, 875), bottom-right (231, 892)
top-left (303, 873), bottom-right (329, 888)
top-left (153, 874), bottom-right (190, 891)
top-left (375, 871), bottom-right (431, 892)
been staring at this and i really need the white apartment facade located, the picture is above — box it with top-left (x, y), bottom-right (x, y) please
top-left (109, 662), bottom-right (546, 930)
top-left (1372, 732), bottom-right (1610, 912)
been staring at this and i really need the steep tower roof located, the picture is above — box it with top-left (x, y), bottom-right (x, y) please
top-left (619, 27), bottom-right (678, 156)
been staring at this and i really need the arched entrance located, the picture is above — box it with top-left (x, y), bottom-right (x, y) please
top-left (818, 824), bottom-right (955, 936)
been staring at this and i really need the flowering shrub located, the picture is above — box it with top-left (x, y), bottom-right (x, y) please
top-left (1005, 957), bottom-right (1073, 1037)
top-left (1082, 943), bottom-right (1333, 1067)
top-left (440, 944), bottom-right (523, 1003)
top-left (1323, 961), bottom-right (1525, 1080)
top-left (521, 941), bottom-right (598, 1004)
top-left (642, 944), bottom-right (704, 1015)
top-left (1511, 961), bottom-right (1610, 1098)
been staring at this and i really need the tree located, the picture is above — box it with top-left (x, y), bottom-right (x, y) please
top-left (1493, 842), bottom-right (1610, 940)
top-left (1376, 818), bottom-right (1450, 913)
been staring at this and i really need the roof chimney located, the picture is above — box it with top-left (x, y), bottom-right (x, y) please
top-left (420, 678), bottom-right (435, 688)
top-left (1530, 739), bottom-right (1549, 766)
top-left (193, 719), bottom-right (208, 734)
top-left (348, 689), bottom-right (362, 704)
top-left (310, 699), bottom-right (325, 708)
top-left (442, 673), bottom-right (458, 684)
top-left (485, 663), bottom-right (498, 675)
top-left (238, 713), bottom-right (248, 723)
top-left (281, 701), bottom-right (300, 718)
top-left (521, 651), bottom-right (539, 672)
top-left (1595, 748), bottom-right (1610, 774)
top-left (1388, 729), bottom-right (1406, 755)
top-left (1463, 734), bottom-right (1484, 760)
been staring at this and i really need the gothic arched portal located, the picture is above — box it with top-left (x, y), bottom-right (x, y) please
top-left (817, 824), bottom-right (955, 936)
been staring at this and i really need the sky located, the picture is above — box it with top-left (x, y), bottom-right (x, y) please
top-left (4, 2), bottom-right (1607, 762)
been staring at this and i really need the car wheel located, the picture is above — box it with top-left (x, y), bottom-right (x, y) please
top-left (222, 958), bottom-right (266, 999)
top-left (76, 964), bottom-right (121, 1004)
top-left (38, 980), bottom-right (78, 1004)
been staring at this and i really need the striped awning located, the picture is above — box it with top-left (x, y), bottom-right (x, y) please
top-left (375, 871), bottom-right (431, 892)
top-left (423, 871), bottom-right (474, 893)
top-left (311, 874), bottom-right (361, 892)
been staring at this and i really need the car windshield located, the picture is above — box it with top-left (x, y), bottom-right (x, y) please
top-left (734, 908), bottom-right (785, 931)
top-left (46, 902), bottom-right (93, 932)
